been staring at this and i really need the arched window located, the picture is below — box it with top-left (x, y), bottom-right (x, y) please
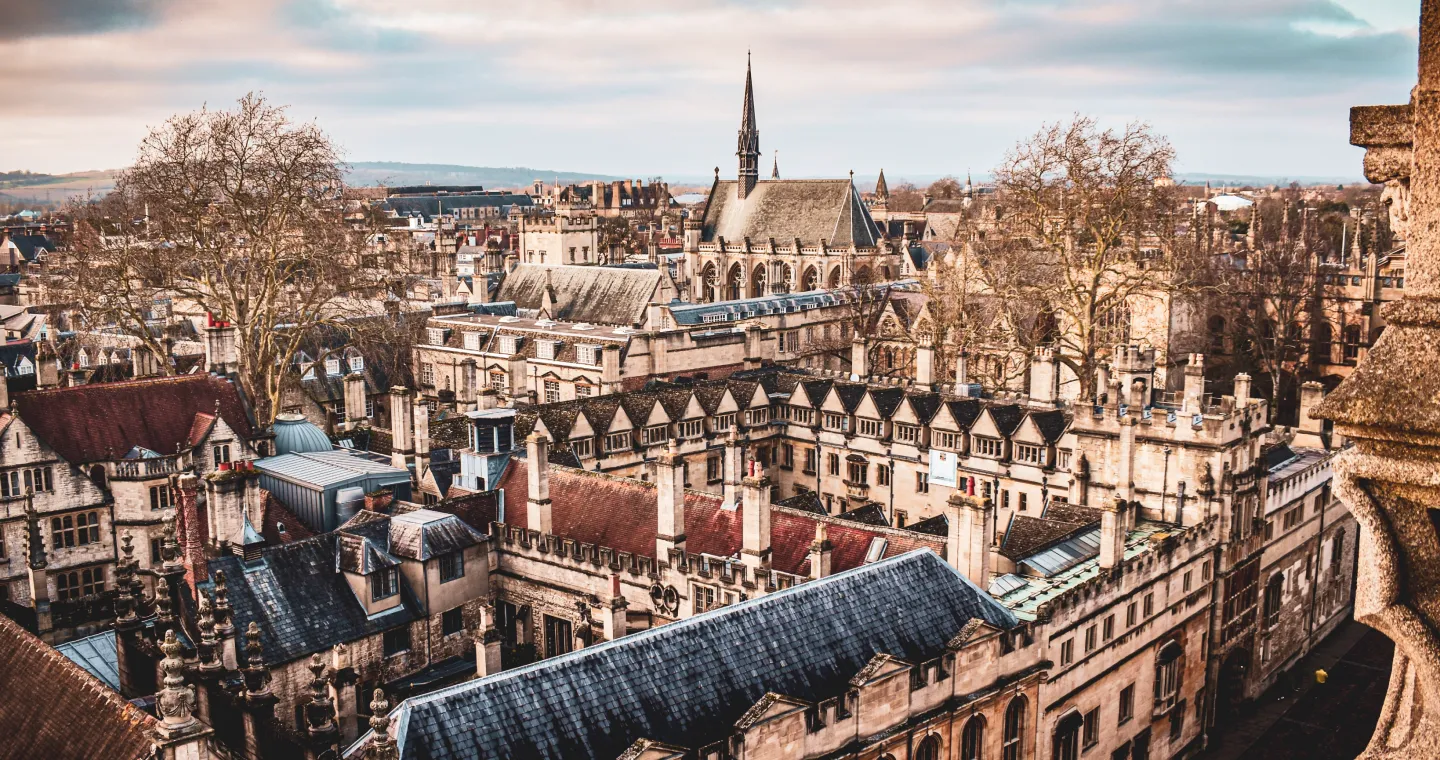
top-left (915, 734), bottom-right (942, 760)
top-left (1155, 641), bottom-right (1184, 710)
top-left (1003, 696), bottom-right (1027, 760)
top-left (1312, 321), bottom-right (1334, 365)
top-left (1332, 529), bottom-right (1346, 569)
top-left (961, 715), bottom-right (986, 760)
top-left (1053, 711), bottom-right (1084, 760)
top-left (1264, 572), bottom-right (1285, 627)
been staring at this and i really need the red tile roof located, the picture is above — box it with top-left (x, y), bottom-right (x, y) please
top-left (14, 374), bottom-right (256, 464)
top-left (261, 490), bottom-right (317, 545)
top-left (0, 614), bottom-right (157, 760)
top-left (495, 460), bottom-right (943, 576)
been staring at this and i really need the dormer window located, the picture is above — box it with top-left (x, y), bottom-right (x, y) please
top-left (498, 335), bottom-right (519, 355)
top-left (463, 332), bottom-right (481, 350)
top-left (439, 551), bottom-right (465, 583)
top-left (325, 358), bottom-right (341, 376)
top-left (576, 344), bottom-right (601, 365)
top-left (371, 568), bottom-right (399, 601)
top-left (349, 356), bottom-right (364, 372)
top-left (427, 328), bottom-right (446, 346)
top-left (537, 340), bottom-right (560, 360)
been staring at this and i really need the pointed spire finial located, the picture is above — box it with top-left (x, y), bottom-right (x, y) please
top-left (155, 629), bottom-right (198, 729)
top-left (366, 689), bottom-right (399, 760)
top-left (875, 168), bottom-right (889, 200)
top-left (771, 150), bottom-right (779, 180)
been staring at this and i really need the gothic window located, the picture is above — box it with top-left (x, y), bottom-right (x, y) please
top-left (915, 735), bottom-right (942, 760)
top-left (961, 716), bottom-right (985, 760)
top-left (1003, 696), bottom-right (1027, 760)
top-left (1053, 711), bottom-right (1084, 760)
top-left (543, 615), bottom-right (573, 659)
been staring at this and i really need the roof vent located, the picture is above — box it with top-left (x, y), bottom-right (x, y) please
top-left (499, 316), bottom-right (520, 323)
top-left (573, 323), bottom-right (594, 331)
top-left (535, 319), bottom-right (557, 328)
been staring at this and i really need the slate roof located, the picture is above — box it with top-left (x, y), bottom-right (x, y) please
top-left (14, 374), bottom-right (256, 464)
top-left (496, 264), bottom-right (667, 327)
top-left (493, 460), bottom-right (943, 576)
top-left (1030, 409), bottom-right (1069, 442)
top-left (355, 551), bottom-right (1015, 759)
top-left (388, 509), bottom-right (487, 561)
top-left (3, 234), bottom-right (55, 262)
top-left (701, 179), bottom-right (880, 248)
top-left (381, 193), bottom-right (533, 220)
top-left (205, 533), bottom-right (424, 665)
top-left (0, 614), bottom-right (156, 760)
top-left (999, 513), bottom-right (1097, 561)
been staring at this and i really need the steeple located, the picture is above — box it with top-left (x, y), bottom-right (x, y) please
top-left (771, 150), bottom-right (780, 180)
top-left (737, 53), bottom-right (760, 200)
top-left (874, 169), bottom-right (889, 200)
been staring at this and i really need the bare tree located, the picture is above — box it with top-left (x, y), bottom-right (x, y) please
top-left (927, 176), bottom-right (963, 201)
top-left (60, 93), bottom-right (382, 424)
top-left (989, 116), bottom-right (1202, 400)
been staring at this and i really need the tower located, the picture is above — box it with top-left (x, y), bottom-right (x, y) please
top-left (737, 54), bottom-right (760, 200)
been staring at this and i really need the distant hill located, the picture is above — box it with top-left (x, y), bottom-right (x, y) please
top-left (0, 170), bottom-right (117, 205)
top-left (346, 162), bottom-right (624, 190)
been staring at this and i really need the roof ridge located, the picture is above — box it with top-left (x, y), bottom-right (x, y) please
top-left (17, 372), bottom-right (220, 397)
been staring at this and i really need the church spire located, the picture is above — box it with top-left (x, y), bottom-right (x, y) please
top-left (875, 168), bottom-right (889, 200)
top-left (771, 150), bottom-right (779, 180)
top-left (737, 53), bottom-right (760, 200)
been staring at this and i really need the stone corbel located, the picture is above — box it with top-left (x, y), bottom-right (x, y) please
top-left (1352, 102), bottom-right (1414, 241)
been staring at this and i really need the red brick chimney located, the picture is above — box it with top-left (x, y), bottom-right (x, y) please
top-left (174, 474), bottom-right (209, 595)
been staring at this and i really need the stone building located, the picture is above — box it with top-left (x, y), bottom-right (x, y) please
top-left (680, 60), bottom-right (902, 302)
top-left (411, 268), bottom-right (886, 407)
top-left (516, 202), bottom-right (600, 265)
top-left (0, 374), bottom-right (263, 642)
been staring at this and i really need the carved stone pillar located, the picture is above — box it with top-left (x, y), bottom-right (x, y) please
top-left (1316, 4), bottom-right (1440, 756)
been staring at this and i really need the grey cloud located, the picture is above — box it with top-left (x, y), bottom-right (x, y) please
top-left (0, 0), bottom-right (167, 40)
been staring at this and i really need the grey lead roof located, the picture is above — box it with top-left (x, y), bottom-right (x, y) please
top-left (357, 550), bottom-right (1015, 760)
top-left (55, 630), bottom-right (120, 692)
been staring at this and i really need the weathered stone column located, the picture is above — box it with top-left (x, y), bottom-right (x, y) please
top-left (1316, 4), bottom-right (1440, 756)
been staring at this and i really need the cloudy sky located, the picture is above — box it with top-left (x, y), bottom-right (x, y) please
top-left (0, 0), bottom-right (1420, 181)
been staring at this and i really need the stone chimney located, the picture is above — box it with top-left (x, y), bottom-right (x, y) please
top-left (603, 573), bottom-right (628, 641)
top-left (942, 492), bottom-right (993, 589)
top-left (655, 440), bottom-right (687, 558)
top-left (600, 345), bottom-right (622, 395)
top-left (1099, 496), bottom-right (1127, 571)
top-left (539, 267), bottom-right (558, 319)
top-left (389, 387), bottom-right (414, 470)
top-left (743, 324), bottom-right (763, 371)
top-left (458, 360), bottom-right (477, 409)
top-left (476, 603), bottom-right (503, 677)
top-left (478, 387), bottom-right (498, 411)
top-left (850, 337), bottom-right (868, 380)
top-left (955, 350), bottom-right (968, 387)
top-left (1234, 372), bottom-right (1252, 404)
top-left (1117, 417), bottom-right (1136, 503)
top-left (1183, 354), bottom-right (1206, 413)
top-left (343, 374), bottom-right (367, 429)
top-left (507, 354), bottom-right (529, 400)
top-left (916, 333), bottom-right (935, 388)
top-left (204, 315), bottom-right (239, 375)
top-left (526, 433), bottom-right (552, 534)
top-left (722, 429), bottom-right (742, 510)
top-left (1029, 347), bottom-right (1058, 404)
top-left (1296, 381), bottom-right (1328, 449)
top-left (740, 459), bottom-right (772, 573)
top-left (413, 401), bottom-right (430, 481)
top-left (808, 522), bottom-right (833, 579)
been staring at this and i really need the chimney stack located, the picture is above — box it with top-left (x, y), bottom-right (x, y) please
top-left (344, 374), bottom-right (368, 429)
top-left (204, 316), bottom-right (239, 375)
top-left (603, 573), bottom-right (628, 641)
top-left (1099, 496), bottom-right (1126, 571)
top-left (476, 603), bottom-right (503, 677)
top-left (174, 474), bottom-right (209, 595)
top-left (722, 429), bottom-right (742, 510)
top-left (916, 333), bottom-right (935, 388)
top-left (526, 433), bottom-right (552, 534)
top-left (1234, 373), bottom-right (1252, 404)
top-left (413, 401), bottom-right (430, 480)
top-left (850, 337), bottom-right (868, 380)
top-left (389, 387), bottom-right (414, 470)
top-left (1296, 381), bottom-right (1328, 449)
top-left (1183, 354), bottom-right (1206, 413)
top-left (942, 491), bottom-right (993, 589)
top-left (808, 523), bottom-right (833, 579)
top-left (1029, 347), bottom-right (1058, 404)
top-left (740, 459), bottom-right (771, 573)
top-left (655, 440), bottom-right (687, 559)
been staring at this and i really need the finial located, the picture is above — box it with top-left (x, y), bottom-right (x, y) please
top-left (156, 630), bottom-right (198, 728)
top-left (367, 689), bottom-right (399, 760)
top-left (155, 576), bottom-right (174, 623)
